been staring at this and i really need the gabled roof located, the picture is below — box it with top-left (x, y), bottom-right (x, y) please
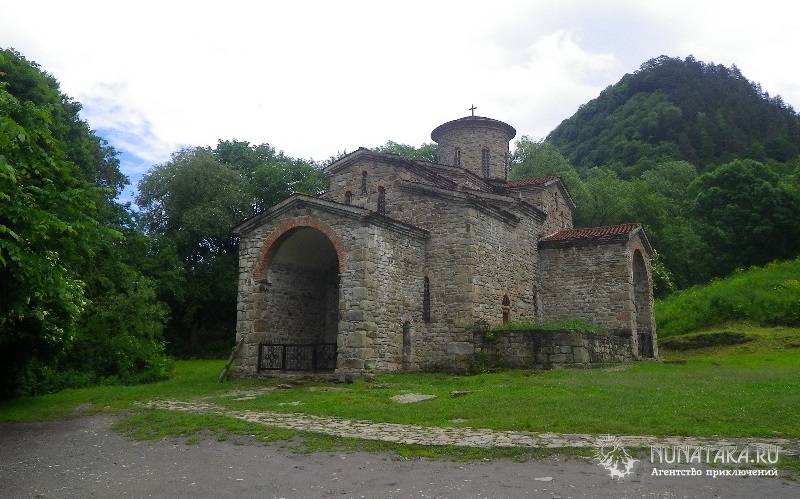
top-left (494, 176), bottom-right (577, 210)
top-left (324, 148), bottom-right (458, 191)
top-left (539, 223), bottom-right (652, 253)
top-left (233, 193), bottom-right (429, 241)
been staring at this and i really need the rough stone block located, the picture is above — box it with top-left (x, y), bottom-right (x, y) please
top-left (446, 342), bottom-right (475, 355)
top-left (343, 358), bottom-right (364, 370)
top-left (348, 331), bottom-right (368, 348)
top-left (357, 348), bottom-right (375, 360)
top-left (573, 346), bottom-right (590, 363)
top-left (346, 309), bottom-right (364, 321)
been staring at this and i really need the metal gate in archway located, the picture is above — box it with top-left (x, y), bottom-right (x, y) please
top-left (258, 342), bottom-right (337, 371)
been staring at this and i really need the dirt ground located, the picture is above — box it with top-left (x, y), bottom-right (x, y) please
top-left (1, 415), bottom-right (798, 499)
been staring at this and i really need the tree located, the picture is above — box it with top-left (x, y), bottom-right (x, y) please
top-left (0, 80), bottom-right (92, 397)
top-left (214, 139), bottom-right (327, 212)
top-left (137, 148), bottom-right (252, 351)
top-left (373, 141), bottom-right (438, 163)
top-left (689, 159), bottom-right (800, 278)
top-left (1, 49), bottom-right (169, 397)
top-left (510, 136), bottom-right (573, 178)
top-left (137, 141), bottom-right (328, 354)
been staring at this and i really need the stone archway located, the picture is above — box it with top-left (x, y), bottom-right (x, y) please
top-left (257, 225), bottom-right (341, 371)
top-left (632, 249), bottom-right (654, 358)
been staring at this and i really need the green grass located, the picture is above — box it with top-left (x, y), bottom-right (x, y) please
top-left (1, 327), bottom-right (798, 475)
top-left (211, 348), bottom-right (799, 438)
top-left (0, 360), bottom-right (270, 422)
top-left (3, 327), bottom-right (799, 441)
top-left (656, 258), bottom-right (800, 336)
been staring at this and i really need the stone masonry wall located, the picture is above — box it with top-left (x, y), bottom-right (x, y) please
top-left (469, 208), bottom-right (539, 327)
top-left (515, 183), bottom-right (573, 235)
top-left (234, 196), bottom-right (432, 378)
top-left (261, 263), bottom-right (336, 344)
top-left (473, 329), bottom-right (633, 368)
top-left (321, 156), bottom-right (563, 371)
top-left (235, 206), bottom-right (355, 377)
top-left (403, 197), bottom-right (477, 370)
top-left (538, 241), bottom-right (634, 336)
top-left (337, 223), bottom-right (427, 373)
top-left (436, 126), bottom-right (511, 180)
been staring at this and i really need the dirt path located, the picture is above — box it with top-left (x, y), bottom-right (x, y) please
top-left (1, 415), bottom-right (799, 498)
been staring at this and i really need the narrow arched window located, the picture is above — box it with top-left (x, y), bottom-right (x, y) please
top-left (504, 152), bottom-right (509, 180)
top-left (501, 294), bottom-right (510, 324)
top-left (361, 171), bottom-right (368, 194)
top-left (377, 186), bottom-right (386, 215)
top-left (453, 148), bottom-right (461, 167)
top-left (481, 148), bottom-right (490, 177)
top-left (423, 276), bottom-right (431, 322)
top-left (344, 190), bottom-right (352, 205)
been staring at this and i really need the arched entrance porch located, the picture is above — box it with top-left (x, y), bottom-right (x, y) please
top-left (256, 225), bottom-right (342, 371)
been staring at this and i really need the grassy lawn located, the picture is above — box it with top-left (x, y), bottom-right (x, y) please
top-left (210, 327), bottom-right (800, 439)
top-left (2, 324), bottom-right (798, 443)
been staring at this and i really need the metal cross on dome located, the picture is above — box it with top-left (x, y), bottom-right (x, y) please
top-left (469, 104), bottom-right (477, 116)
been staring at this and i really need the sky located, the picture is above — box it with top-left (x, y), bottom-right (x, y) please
top-left (3, 0), bottom-right (799, 204)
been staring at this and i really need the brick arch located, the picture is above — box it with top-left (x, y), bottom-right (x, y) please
top-left (253, 216), bottom-right (346, 278)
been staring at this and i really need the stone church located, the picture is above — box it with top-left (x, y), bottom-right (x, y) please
top-left (232, 114), bottom-right (657, 378)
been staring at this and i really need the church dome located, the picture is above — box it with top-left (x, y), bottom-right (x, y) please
top-left (430, 116), bottom-right (516, 143)
top-left (431, 115), bottom-right (516, 180)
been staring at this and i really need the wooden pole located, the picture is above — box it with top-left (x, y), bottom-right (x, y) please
top-left (217, 337), bottom-right (244, 383)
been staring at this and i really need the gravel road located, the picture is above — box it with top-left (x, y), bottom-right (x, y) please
top-left (1, 415), bottom-right (798, 498)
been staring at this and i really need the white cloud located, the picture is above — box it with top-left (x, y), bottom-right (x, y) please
top-left (2, 0), bottom-right (799, 205)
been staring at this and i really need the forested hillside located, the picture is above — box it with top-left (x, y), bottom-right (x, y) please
top-left (547, 55), bottom-right (800, 177)
top-left (512, 56), bottom-right (800, 295)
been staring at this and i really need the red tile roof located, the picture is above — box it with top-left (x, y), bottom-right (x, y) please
top-left (541, 223), bottom-right (641, 243)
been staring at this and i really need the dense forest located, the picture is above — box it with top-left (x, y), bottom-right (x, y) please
top-left (2, 50), bottom-right (798, 398)
top-left (547, 55), bottom-right (800, 177)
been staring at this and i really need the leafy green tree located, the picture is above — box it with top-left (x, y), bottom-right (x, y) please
top-left (137, 141), bottom-right (327, 354)
top-left (137, 148), bottom-right (251, 351)
top-left (0, 81), bottom-right (92, 397)
top-left (1, 49), bottom-right (169, 397)
top-left (689, 159), bottom-right (800, 278)
top-left (373, 140), bottom-right (438, 163)
top-left (214, 139), bottom-right (327, 211)
top-left (510, 136), bottom-right (573, 178)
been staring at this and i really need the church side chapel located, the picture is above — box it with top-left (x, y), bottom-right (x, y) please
top-left (232, 111), bottom-right (657, 378)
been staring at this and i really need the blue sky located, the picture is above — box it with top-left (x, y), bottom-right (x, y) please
top-left (3, 0), bottom-right (799, 205)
